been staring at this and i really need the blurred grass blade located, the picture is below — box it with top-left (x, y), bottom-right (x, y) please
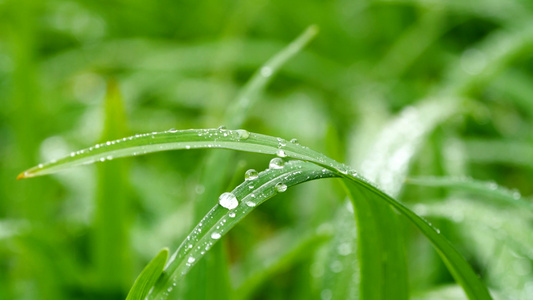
top-left (344, 182), bottom-right (493, 300)
top-left (147, 160), bottom-right (338, 299)
top-left (94, 80), bottom-right (132, 293)
top-left (126, 248), bottom-right (169, 300)
top-left (188, 25), bottom-right (318, 300)
top-left (226, 25), bottom-right (318, 128)
top-left (406, 176), bottom-right (532, 211)
top-left (348, 188), bottom-right (408, 299)
top-left (19, 129), bottom-right (493, 300)
top-left (234, 227), bottom-right (331, 300)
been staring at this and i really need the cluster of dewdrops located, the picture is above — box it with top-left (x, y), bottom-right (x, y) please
top-left (217, 145), bottom-right (295, 210)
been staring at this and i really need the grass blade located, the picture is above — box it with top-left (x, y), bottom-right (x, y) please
top-left (126, 248), bottom-right (169, 300)
top-left (187, 25), bottom-right (318, 300)
top-left (147, 160), bottom-right (338, 299)
top-left (93, 80), bottom-right (132, 293)
top-left (19, 128), bottom-right (493, 300)
top-left (406, 176), bottom-right (531, 212)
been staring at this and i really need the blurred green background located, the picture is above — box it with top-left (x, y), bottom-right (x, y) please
top-left (2, 0), bottom-right (533, 299)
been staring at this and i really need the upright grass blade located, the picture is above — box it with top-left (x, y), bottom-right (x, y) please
top-left (188, 25), bottom-right (318, 300)
top-left (126, 248), bottom-right (169, 300)
top-left (93, 80), bottom-right (132, 293)
top-left (19, 128), bottom-right (493, 300)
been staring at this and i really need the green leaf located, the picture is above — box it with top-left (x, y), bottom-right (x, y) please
top-left (19, 128), bottom-right (493, 300)
top-left (126, 248), bottom-right (169, 300)
top-left (147, 160), bottom-right (337, 299)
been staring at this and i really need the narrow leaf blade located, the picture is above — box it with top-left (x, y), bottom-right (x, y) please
top-left (126, 248), bottom-right (169, 300)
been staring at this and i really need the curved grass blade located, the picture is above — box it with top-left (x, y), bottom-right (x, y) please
top-left (406, 176), bottom-right (532, 212)
top-left (17, 128), bottom-right (350, 180)
top-left (19, 129), bottom-right (493, 300)
top-left (126, 248), bottom-right (169, 300)
top-left (147, 160), bottom-right (338, 299)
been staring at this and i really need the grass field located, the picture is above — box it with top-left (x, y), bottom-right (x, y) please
top-left (2, 0), bottom-right (533, 299)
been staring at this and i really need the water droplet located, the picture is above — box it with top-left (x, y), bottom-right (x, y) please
top-left (337, 243), bottom-right (352, 256)
top-left (229, 212), bottom-right (236, 218)
top-left (211, 232), bottom-right (221, 239)
top-left (290, 138), bottom-right (299, 145)
top-left (275, 183), bottom-right (287, 192)
top-left (70, 152), bottom-right (75, 157)
top-left (236, 129), bottom-right (250, 140)
top-left (106, 155), bottom-right (113, 160)
top-left (260, 66), bottom-right (273, 77)
top-left (276, 149), bottom-right (287, 157)
top-left (106, 141), bottom-right (111, 145)
top-left (218, 125), bottom-right (227, 130)
top-left (195, 185), bottom-right (205, 194)
top-left (187, 256), bottom-right (196, 263)
top-left (269, 157), bottom-right (285, 169)
top-left (95, 144), bottom-right (100, 149)
top-left (38, 164), bottom-right (43, 168)
top-left (245, 201), bottom-right (256, 207)
top-left (219, 192), bottom-right (238, 210)
top-left (330, 260), bottom-right (343, 273)
top-left (245, 169), bottom-right (258, 180)
top-left (99, 157), bottom-right (105, 162)
top-left (321, 289), bottom-right (332, 300)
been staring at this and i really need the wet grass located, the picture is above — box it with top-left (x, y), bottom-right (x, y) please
top-left (3, 0), bottom-right (533, 299)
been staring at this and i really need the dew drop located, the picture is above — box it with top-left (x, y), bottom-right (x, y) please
top-left (275, 183), bottom-right (287, 193)
top-left (211, 232), bottom-right (221, 240)
top-left (236, 129), bottom-right (250, 140)
top-left (229, 212), bottom-right (236, 218)
top-left (290, 138), bottom-right (299, 145)
top-left (219, 192), bottom-right (238, 210)
top-left (38, 163), bottom-right (43, 168)
top-left (245, 169), bottom-right (258, 180)
top-left (276, 149), bottom-right (287, 157)
top-left (337, 243), bottom-right (353, 256)
top-left (70, 152), bottom-right (75, 157)
top-left (187, 256), bottom-right (196, 263)
top-left (218, 125), bottom-right (227, 130)
top-left (245, 201), bottom-right (256, 207)
top-left (269, 157), bottom-right (285, 169)
top-left (99, 157), bottom-right (105, 162)
top-left (106, 141), bottom-right (111, 145)
top-left (260, 66), bottom-right (273, 77)
top-left (106, 155), bottom-right (113, 160)
top-left (95, 144), bottom-right (100, 149)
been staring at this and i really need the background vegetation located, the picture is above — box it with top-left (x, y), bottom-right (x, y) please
top-left (1, 0), bottom-right (533, 299)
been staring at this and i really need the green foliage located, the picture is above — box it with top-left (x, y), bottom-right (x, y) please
top-left (3, 0), bottom-right (533, 299)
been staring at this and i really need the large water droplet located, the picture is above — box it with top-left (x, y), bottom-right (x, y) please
top-left (275, 183), bottom-right (287, 192)
top-left (269, 157), bottom-right (285, 169)
top-left (245, 169), bottom-right (258, 180)
top-left (290, 138), bottom-right (299, 145)
top-left (236, 129), bottom-right (250, 140)
top-left (276, 149), bottom-right (287, 157)
top-left (219, 192), bottom-right (238, 210)
top-left (211, 232), bottom-right (221, 239)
